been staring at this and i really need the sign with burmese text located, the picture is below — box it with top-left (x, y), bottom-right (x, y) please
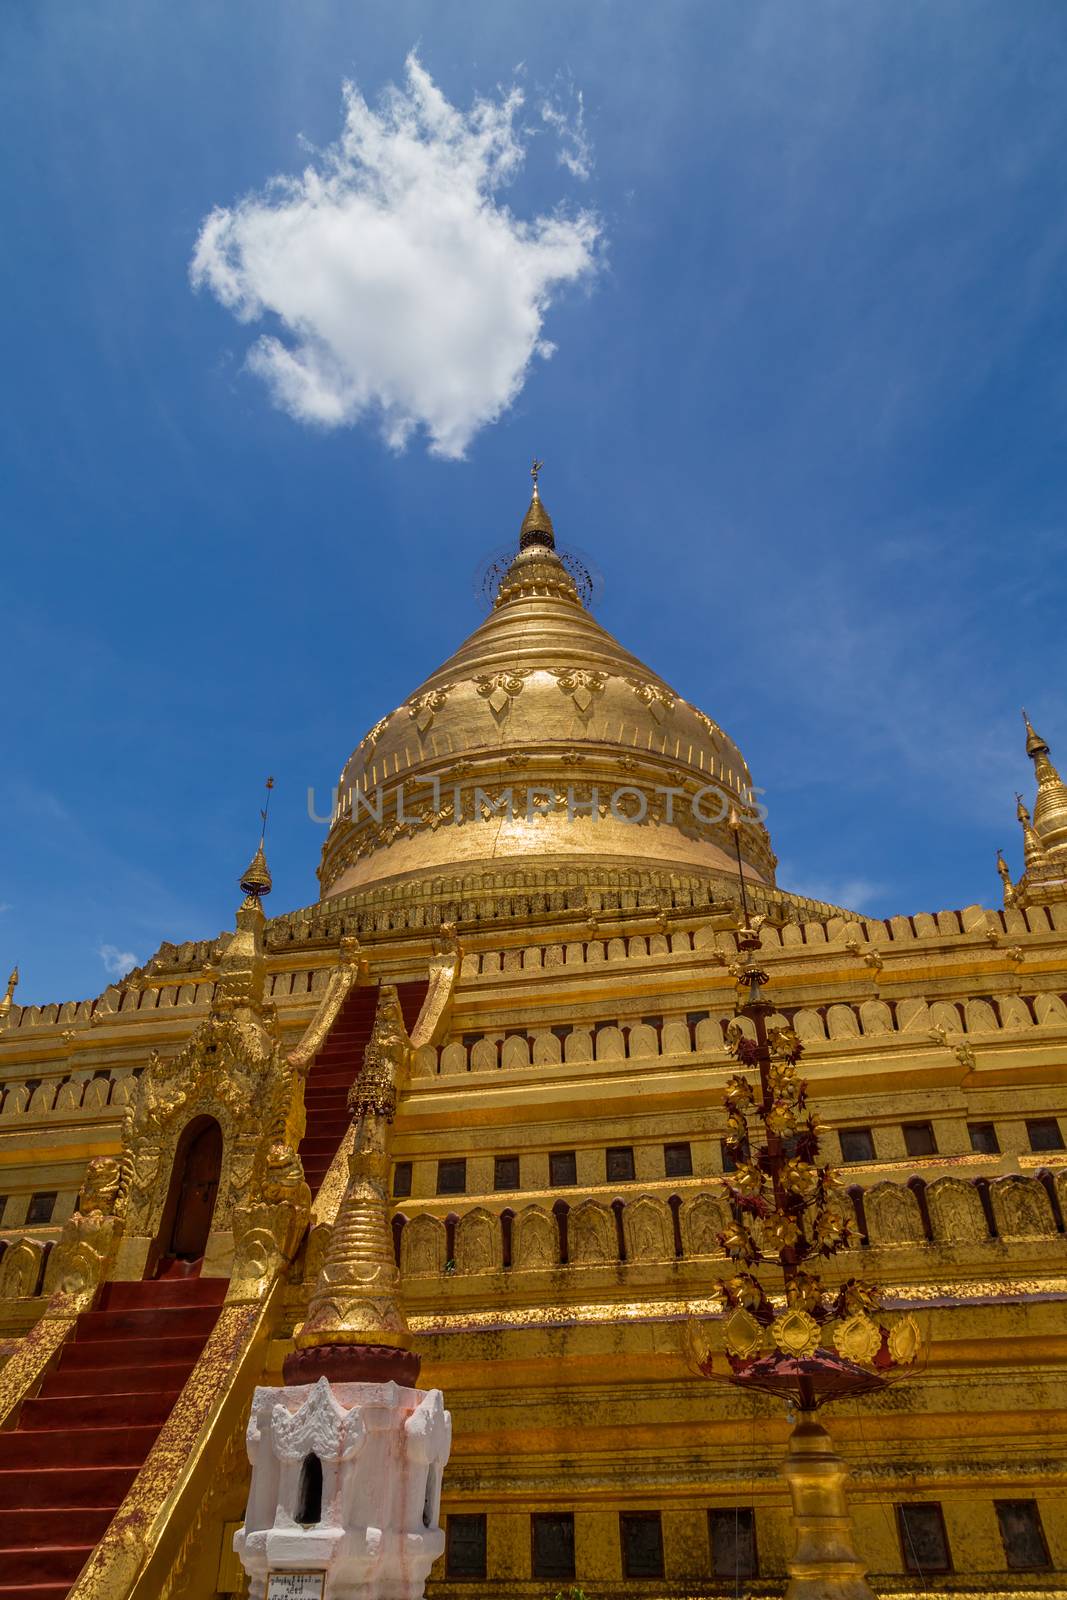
top-left (266, 1575), bottom-right (325, 1600)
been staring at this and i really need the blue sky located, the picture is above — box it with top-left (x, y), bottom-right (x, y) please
top-left (3, 1), bottom-right (1066, 1002)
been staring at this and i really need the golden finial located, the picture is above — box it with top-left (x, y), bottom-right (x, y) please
top-left (519, 457), bottom-right (555, 550)
top-left (239, 777), bottom-right (274, 902)
top-left (0, 967), bottom-right (18, 1022)
top-left (1022, 709), bottom-right (1049, 759)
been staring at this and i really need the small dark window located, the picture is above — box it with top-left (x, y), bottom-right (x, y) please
top-left (0, 1196), bottom-right (8, 1225)
top-left (436, 1159), bottom-right (467, 1196)
top-left (664, 1141), bottom-right (693, 1178)
top-left (839, 1128), bottom-right (876, 1163)
top-left (709, 1508), bottom-right (758, 1578)
top-left (531, 1512), bottom-right (575, 1580)
top-left (995, 1500), bottom-right (1051, 1570)
top-left (549, 1151), bottom-right (577, 1187)
top-left (494, 1156), bottom-right (520, 1191)
top-left (1026, 1118), bottom-right (1065, 1152)
top-left (620, 1512), bottom-right (664, 1579)
top-left (26, 1192), bottom-right (57, 1226)
top-left (295, 1453), bottom-right (323, 1525)
top-left (606, 1146), bottom-right (635, 1183)
top-left (392, 1162), bottom-right (412, 1198)
top-left (896, 1503), bottom-right (951, 1574)
top-left (446, 1513), bottom-right (487, 1578)
top-left (969, 1123), bottom-right (1000, 1155)
top-left (903, 1122), bottom-right (937, 1157)
top-left (720, 1140), bottom-right (738, 1174)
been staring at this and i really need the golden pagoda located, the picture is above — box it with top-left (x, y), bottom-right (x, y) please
top-left (0, 471), bottom-right (1064, 1598)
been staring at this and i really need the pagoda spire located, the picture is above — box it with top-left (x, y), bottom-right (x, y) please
top-left (519, 456), bottom-right (556, 550)
top-left (0, 967), bottom-right (17, 1023)
top-left (215, 779), bottom-right (275, 1017)
top-left (1016, 793), bottom-right (1047, 871)
top-left (286, 983), bottom-right (419, 1385)
top-left (1021, 712), bottom-right (1067, 855)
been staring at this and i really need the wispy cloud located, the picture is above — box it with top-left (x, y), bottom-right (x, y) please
top-left (541, 86), bottom-right (593, 181)
top-left (783, 873), bottom-right (890, 914)
top-left (191, 53), bottom-right (600, 459)
top-left (98, 944), bottom-right (137, 979)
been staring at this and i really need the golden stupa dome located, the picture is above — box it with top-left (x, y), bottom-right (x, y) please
top-left (318, 477), bottom-right (776, 907)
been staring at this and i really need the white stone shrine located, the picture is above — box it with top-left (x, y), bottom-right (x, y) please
top-left (234, 1376), bottom-right (452, 1600)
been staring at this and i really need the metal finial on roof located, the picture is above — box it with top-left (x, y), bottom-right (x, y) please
top-left (519, 458), bottom-right (555, 550)
top-left (1022, 708), bottom-right (1050, 759)
top-left (239, 777), bottom-right (275, 901)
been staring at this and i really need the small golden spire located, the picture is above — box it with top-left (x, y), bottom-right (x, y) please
top-left (519, 456), bottom-right (556, 550)
top-left (1016, 793), bottom-right (1047, 869)
top-left (996, 849), bottom-right (1016, 909)
top-left (0, 967), bottom-right (18, 1022)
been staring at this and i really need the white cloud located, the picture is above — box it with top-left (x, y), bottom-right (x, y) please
top-left (99, 944), bottom-right (137, 979)
top-left (191, 54), bottom-right (600, 459)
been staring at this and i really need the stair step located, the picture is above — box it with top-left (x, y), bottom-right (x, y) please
top-left (72, 1305), bottom-right (221, 1341)
top-left (95, 1277), bottom-right (227, 1311)
top-left (0, 1584), bottom-right (73, 1597)
top-left (58, 1334), bottom-right (206, 1370)
top-left (19, 1391), bottom-right (182, 1431)
top-left (0, 1542), bottom-right (95, 1583)
top-left (0, 1507), bottom-right (114, 1546)
top-left (0, 1466), bottom-right (137, 1510)
top-left (0, 1424), bottom-right (160, 1469)
top-left (40, 1361), bottom-right (195, 1399)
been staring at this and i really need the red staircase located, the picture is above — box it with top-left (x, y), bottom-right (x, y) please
top-left (298, 979), bottom-right (429, 1196)
top-left (0, 1273), bottom-right (227, 1596)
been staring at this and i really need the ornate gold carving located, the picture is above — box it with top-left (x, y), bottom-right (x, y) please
top-left (722, 1305), bottom-right (762, 1360)
top-left (626, 678), bottom-right (675, 723)
top-left (113, 890), bottom-right (309, 1296)
top-left (43, 1157), bottom-right (123, 1301)
top-left (360, 714), bottom-right (391, 754)
top-left (406, 688), bottom-right (449, 732)
top-left (833, 1312), bottom-right (882, 1365)
top-left (552, 668), bottom-right (606, 713)
top-left (511, 1205), bottom-right (558, 1270)
top-left (475, 669), bottom-right (530, 714)
top-left (772, 1306), bottom-right (820, 1358)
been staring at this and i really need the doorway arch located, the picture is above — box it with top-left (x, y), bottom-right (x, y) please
top-left (150, 1115), bottom-right (223, 1275)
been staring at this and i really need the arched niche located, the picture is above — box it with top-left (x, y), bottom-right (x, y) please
top-left (148, 1114), bottom-right (223, 1277)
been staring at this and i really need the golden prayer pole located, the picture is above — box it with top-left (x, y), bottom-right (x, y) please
top-left (689, 809), bottom-right (920, 1600)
